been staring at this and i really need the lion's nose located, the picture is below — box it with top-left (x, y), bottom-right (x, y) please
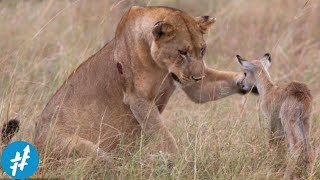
top-left (192, 76), bottom-right (204, 81)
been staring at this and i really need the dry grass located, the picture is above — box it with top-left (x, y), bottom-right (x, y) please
top-left (0, 0), bottom-right (320, 179)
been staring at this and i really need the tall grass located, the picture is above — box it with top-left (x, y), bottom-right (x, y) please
top-left (0, 0), bottom-right (319, 179)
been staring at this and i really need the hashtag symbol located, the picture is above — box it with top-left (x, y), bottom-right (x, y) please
top-left (9, 145), bottom-right (31, 177)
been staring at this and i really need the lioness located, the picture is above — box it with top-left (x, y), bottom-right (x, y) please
top-left (2, 6), bottom-right (249, 159)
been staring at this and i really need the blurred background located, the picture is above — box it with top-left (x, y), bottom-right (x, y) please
top-left (0, 0), bottom-right (319, 179)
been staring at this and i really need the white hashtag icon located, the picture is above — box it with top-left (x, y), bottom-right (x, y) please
top-left (9, 145), bottom-right (30, 177)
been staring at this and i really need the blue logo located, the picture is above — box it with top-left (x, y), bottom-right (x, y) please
top-left (1, 141), bottom-right (39, 179)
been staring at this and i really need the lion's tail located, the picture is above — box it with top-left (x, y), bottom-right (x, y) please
top-left (1, 119), bottom-right (20, 144)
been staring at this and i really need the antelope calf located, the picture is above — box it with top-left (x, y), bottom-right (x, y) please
top-left (236, 53), bottom-right (315, 179)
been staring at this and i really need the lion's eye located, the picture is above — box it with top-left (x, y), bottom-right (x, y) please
top-left (200, 47), bottom-right (206, 57)
top-left (178, 50), bottom-right (188, 56)
top-left (244, 72), bottom-right (247, 77)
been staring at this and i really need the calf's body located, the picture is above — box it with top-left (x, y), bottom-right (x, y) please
top-left (236, 53), bottom-right (315, 179)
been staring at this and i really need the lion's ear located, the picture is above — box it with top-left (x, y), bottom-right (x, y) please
top-left (195, 16), bottom-right (216, 33)
top-left (152, 21), bottom-right (175, 41)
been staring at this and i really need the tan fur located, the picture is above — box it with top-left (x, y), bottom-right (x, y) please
top-left (237, 54), bottom-right (315, 179)
top-left (16, 6), bottom-right (247, 159)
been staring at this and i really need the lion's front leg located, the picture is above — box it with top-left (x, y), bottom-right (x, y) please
top-left (124, 93), bottom-right (178, 154)
top-left (182, 68), bottom-right (245, 103)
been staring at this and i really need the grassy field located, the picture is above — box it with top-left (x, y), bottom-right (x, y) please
top-left (0, 0), bottom-right (320, 179)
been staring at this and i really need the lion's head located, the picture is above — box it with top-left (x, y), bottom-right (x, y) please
top-left (150, 12), bottom-right (215, 86)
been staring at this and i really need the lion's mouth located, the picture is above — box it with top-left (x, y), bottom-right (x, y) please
top-left (171, 73), bottom-right (181, 83)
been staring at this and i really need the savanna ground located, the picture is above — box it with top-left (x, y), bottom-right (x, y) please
top-left (0, 0), bottom-right (320, 179)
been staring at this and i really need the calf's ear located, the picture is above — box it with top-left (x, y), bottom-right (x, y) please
top-left (260, 53), bottom-right (271, 69)
top-left (236, 55), bottom-right (254, 70)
